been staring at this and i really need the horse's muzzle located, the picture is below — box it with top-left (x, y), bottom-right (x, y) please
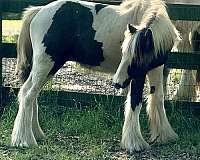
top-left (113, 78), bottom-right (131, 89)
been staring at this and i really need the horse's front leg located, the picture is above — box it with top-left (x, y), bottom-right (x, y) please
top-left (147, 65), bottom-right (178, 143)
top-left (121, 76), bottom-right (150, 152)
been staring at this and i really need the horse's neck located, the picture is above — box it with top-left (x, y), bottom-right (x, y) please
top-left (118, 3), bottom-right (145, 26)
top-left (93, 4), bottom-right (142, 40)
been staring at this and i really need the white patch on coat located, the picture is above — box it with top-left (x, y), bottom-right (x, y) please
top-left (112, 32), bottom-right (138, 86)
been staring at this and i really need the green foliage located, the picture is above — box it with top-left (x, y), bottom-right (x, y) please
top-left (2, 35), bottom-right (18, 43)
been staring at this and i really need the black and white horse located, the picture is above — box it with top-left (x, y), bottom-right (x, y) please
top-left (13, 0), bottom-right (180, 152)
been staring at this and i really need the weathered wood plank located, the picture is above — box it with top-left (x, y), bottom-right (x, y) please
top-left (0, 86), bottom-right (10, 115)
top-left (167, 3), bottom-right (200, 21)
top-left (0, 9), bottom-right (3, 86)
top-left (1, 43), bottom-right (17, 58)
top-left (1, 43), bottom-right (200, 70)
top-left (166, 52), bottom-right (200, 70)
top-left (2, 1), bottom-right (200, 21)
top-left (1, 87), bottom-right (200, 114)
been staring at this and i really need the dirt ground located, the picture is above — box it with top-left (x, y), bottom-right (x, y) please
top-left (2, 58), bottom-right (190, 101)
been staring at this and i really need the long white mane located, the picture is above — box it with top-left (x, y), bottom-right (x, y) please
top-left (120, 0), bottom-right (181, 56)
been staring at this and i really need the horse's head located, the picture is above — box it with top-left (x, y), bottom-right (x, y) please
top-left (113, 24), bottom-right (155, 89)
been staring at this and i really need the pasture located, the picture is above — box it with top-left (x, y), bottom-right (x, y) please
top-left (1, 98), bottom-right (200, 159)
top-left (1, 1), bottom-right (200, 159)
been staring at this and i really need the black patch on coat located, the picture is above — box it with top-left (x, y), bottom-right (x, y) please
top-left (128, 51), bottom-right (168, 79)
top-left (42, 2), bottom-right (104, 75)
top-left (147, 53), bottom-right (168, 71)
top-left (128, 52), bottom-right (168, 111)
top-left (95, 3), bottom-right (107, 14)
top-left (134, 29), bottom-right (155, 66)
top-left (150, 86), bottom-right (155, 94)
top-left (130, 74), bottom-right (146, 111)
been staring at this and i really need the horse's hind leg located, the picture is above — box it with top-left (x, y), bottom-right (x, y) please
top-left (175, 70), bottom-right (196, 101)
top-left (174, 32), bottom-right (196, 101)
top-left (32, 99), bottom-right (45, 140)
top-left (30, 55), bottom-right (55, 142)
top-left (191, 29), bottom-right (200, 101)
top-left (11, 54), bottom-right (53, 147)
top-left (147, 65), bottom-right (178, 143)
top-left (11, 74), bottom-right (37, 147)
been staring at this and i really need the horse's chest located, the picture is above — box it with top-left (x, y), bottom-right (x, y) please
top-left (42, 2), bottom-right (105, 67)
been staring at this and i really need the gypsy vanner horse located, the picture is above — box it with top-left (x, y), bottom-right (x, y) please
top-left (13, 0), bottom-right (180, 152)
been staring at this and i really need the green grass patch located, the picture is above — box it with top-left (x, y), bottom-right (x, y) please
top-left (2, 35), bottom-right (18, 43)
top-left (0, 99), bottom-right (200, 159)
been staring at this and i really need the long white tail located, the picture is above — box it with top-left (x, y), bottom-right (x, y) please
top-left (15, 6), bottom-right (41, 82)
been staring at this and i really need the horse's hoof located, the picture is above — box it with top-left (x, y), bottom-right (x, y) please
top-left (11, 140), bottom-right (37, 148)
top-left (11, 138), bottom-right (38, 147)
top-left (121, 138), bottom-right (150, 153)
top-left (149, 132), bottom-right (178, 144)
top-left (11, 132), bottom-right (37, 147)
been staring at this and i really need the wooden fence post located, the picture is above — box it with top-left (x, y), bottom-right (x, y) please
top-left (0, 0), bottom-right (4, 114)
top-left (0, 2), bottom-right (2, 86)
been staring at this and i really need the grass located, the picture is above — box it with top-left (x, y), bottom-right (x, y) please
top-left (0, 97), bottom-right (200, 160)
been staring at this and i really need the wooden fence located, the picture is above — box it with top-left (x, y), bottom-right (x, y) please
top-left (0, 0), bottom-right (200, 111)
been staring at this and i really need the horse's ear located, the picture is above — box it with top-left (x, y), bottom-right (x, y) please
top-left (127, 24), bottom-right (137, 34)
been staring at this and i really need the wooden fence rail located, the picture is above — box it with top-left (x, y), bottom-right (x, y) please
top-left (2, 0), bottom-right (200, 20)
top-left (0, 0), bottom-right (200, 110)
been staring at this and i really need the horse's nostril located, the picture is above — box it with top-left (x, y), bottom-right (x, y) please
top-left (113, 83), bottom-right (121, 89)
